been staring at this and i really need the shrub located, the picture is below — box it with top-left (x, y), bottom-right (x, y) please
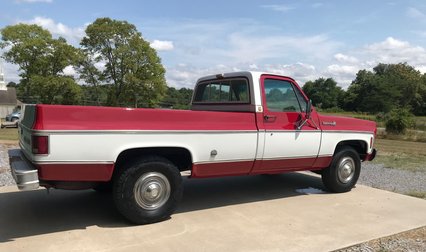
top-left (385, 107), bottom-right (415, 134)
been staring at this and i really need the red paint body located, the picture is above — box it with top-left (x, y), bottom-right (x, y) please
top-left (37, 163), bottom-right (114, 181)
top-left (32, 105), bottom-right (257, 131)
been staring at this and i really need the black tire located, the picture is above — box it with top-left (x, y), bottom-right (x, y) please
top-left (321, 147), bottom-right (361, 193)
top-left (113, 156), bottom-right (183, 224)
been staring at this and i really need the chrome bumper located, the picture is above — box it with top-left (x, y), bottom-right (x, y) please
top-left (8, 149), bottom-right (39, 190)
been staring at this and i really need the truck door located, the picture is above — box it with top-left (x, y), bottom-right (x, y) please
top-left (253, 75), bottom-right (321, 173)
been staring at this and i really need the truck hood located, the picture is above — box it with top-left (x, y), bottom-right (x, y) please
top-left (317, 113), bottom-right (376, 134)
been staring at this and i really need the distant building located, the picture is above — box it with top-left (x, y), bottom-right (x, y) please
top-left (0, 64), bottom-right (20, 118)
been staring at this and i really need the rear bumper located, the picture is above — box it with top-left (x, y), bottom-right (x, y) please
top-left (8, 149), bottom-right (39, 190)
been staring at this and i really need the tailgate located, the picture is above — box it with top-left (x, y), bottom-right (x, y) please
top-left (19, 105), bottom-right (37, 155)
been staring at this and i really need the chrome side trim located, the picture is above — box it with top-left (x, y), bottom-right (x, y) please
top-left (194, 159), bottom-right (255, 165)
top-left (260, 155), bottom-right (331, 161)
top-left (322, 130), bottom-right (374, 134)
top-left (265, 130), bottom-right (321, 133)
top-left (193, 155), bottom-right (333, 165)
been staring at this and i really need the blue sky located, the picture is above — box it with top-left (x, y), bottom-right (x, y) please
top-left (1, 0), bottom-right (426, 89)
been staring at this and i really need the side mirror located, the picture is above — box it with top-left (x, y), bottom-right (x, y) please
top-left (297, 99), bottom-right (313, 130)
top-left (305, 99), bottom-right (312, 119)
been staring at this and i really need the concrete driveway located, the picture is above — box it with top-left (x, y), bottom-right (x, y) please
top-left (1, 172), bottom-right (425, 252)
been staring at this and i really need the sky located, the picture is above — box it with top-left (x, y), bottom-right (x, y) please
top-left (1, 0), bottom-right (426, 89)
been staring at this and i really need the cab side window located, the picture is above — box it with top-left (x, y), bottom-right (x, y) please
top-left (264, 79), bottom-right (304, 112)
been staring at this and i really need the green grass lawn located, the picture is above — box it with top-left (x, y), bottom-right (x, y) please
top-left (372, 138), bottom-right (426, 172)
top-left (0, 128), bottom-right (19, 141)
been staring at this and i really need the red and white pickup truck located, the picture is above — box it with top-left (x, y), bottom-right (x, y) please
top-left (9, 71), bottom-right (376, 224)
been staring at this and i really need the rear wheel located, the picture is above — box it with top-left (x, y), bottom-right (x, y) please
top-left (113, 156), bottom-right (183, 224)
top-left (321, 147), bottom-right (361, 193)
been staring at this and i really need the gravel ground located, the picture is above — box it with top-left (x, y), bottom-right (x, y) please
top-left (336, 227), bottom-right (426, 252)
top-left (0, 143), bottom-right (425, 251)
top-left (0, 143), bottom-right (17, 187)
top-left (358, 163), bottom-right (426, 195)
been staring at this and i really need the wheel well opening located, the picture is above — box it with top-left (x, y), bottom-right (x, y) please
top-left (335, 140), bottom-right (367, 159)
top-left (114, 147), bottom-right (193, 175)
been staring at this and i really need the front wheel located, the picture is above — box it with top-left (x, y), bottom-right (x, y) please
top-left (321, 147), bottom-right (361, 193)
top-left (113, 156), bottom-right (183, 224)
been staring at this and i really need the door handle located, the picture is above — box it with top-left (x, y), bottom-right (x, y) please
top-left (264, 115), bottom-right (277, 121)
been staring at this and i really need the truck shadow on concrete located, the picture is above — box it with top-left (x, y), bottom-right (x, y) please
top-left (0, 172), bottom-right (325, 242)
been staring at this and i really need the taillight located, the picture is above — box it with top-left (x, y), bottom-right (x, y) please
top-left (32, 135), bottom-right (49, 154)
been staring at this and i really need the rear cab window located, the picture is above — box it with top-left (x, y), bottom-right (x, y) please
top-left (193, 78), bottom-right (250, 103)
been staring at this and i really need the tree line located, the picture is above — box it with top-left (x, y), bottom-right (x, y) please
top-left (1, 17), bottom-right (170, 108)
top-left (302, 63), bottom-right (426, 116)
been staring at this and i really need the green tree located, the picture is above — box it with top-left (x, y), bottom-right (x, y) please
top-left (0, 23), bottom-right (81, 104)
top-left (7, 81), bottom-right (17, 87)
top-left (344, 63), bottom-right (424, 115)
top-left (162, 87), bottom-right (193, 109)
top-left (76, 51), bottom-right (104, 105)
top-left (31, 75), bottom-right (82, 104)
top-left (385, 107), bottom-right (415, 134)
top-left (81, 17), bottom-right (166, 107)
top-left (302, 78), bottom-right (344, 109)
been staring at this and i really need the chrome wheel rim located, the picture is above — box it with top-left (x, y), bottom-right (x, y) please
top-left (337, 157), bottom-right (355, 184)
top-left (134, 172), bottom-right (171, 210)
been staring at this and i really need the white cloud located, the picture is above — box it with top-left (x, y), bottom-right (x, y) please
top-left (326, 65), bottom-right (358, 76)
top-left (22, 16), bottom-right (85, 45)
top-left (264, 63), bottom-right (318, 84)
top-left (166, 64), bottom-right (235, 88)
top-left (261, 4), bottom-right (294, 12)
top-left (249, 64), bottom-right (258, 70)
top-left (334, 53), bottom-right (358, 64)
top-left (150, 40), bottom-right (174, 51)
top-left (415, 65), bottom-right (426, 74)
top-left (364, 37), bottom-right (426, 65)
top-left (63, 65), bottom-right (76, 76)
top-left (324, 65), bottom-right (359, 88)
top-left (15, 0), bottom-right (52, 3)
top-left (0, 60), bottom-right (20, 84)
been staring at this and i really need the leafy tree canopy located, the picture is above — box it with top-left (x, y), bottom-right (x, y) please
top-left (344, 63), bottom-right (425, 115)
top-left (0, 23), bottom-right (81, 104)
top-left (80, 17), bottom-right (166, 107)
top-left (302, 77), bottom-right (344, 109)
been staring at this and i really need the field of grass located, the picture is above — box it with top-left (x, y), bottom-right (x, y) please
top-left (0, 128), bottom-right (19, 141)
top-left (372, 138), bottom-right (426, 172)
